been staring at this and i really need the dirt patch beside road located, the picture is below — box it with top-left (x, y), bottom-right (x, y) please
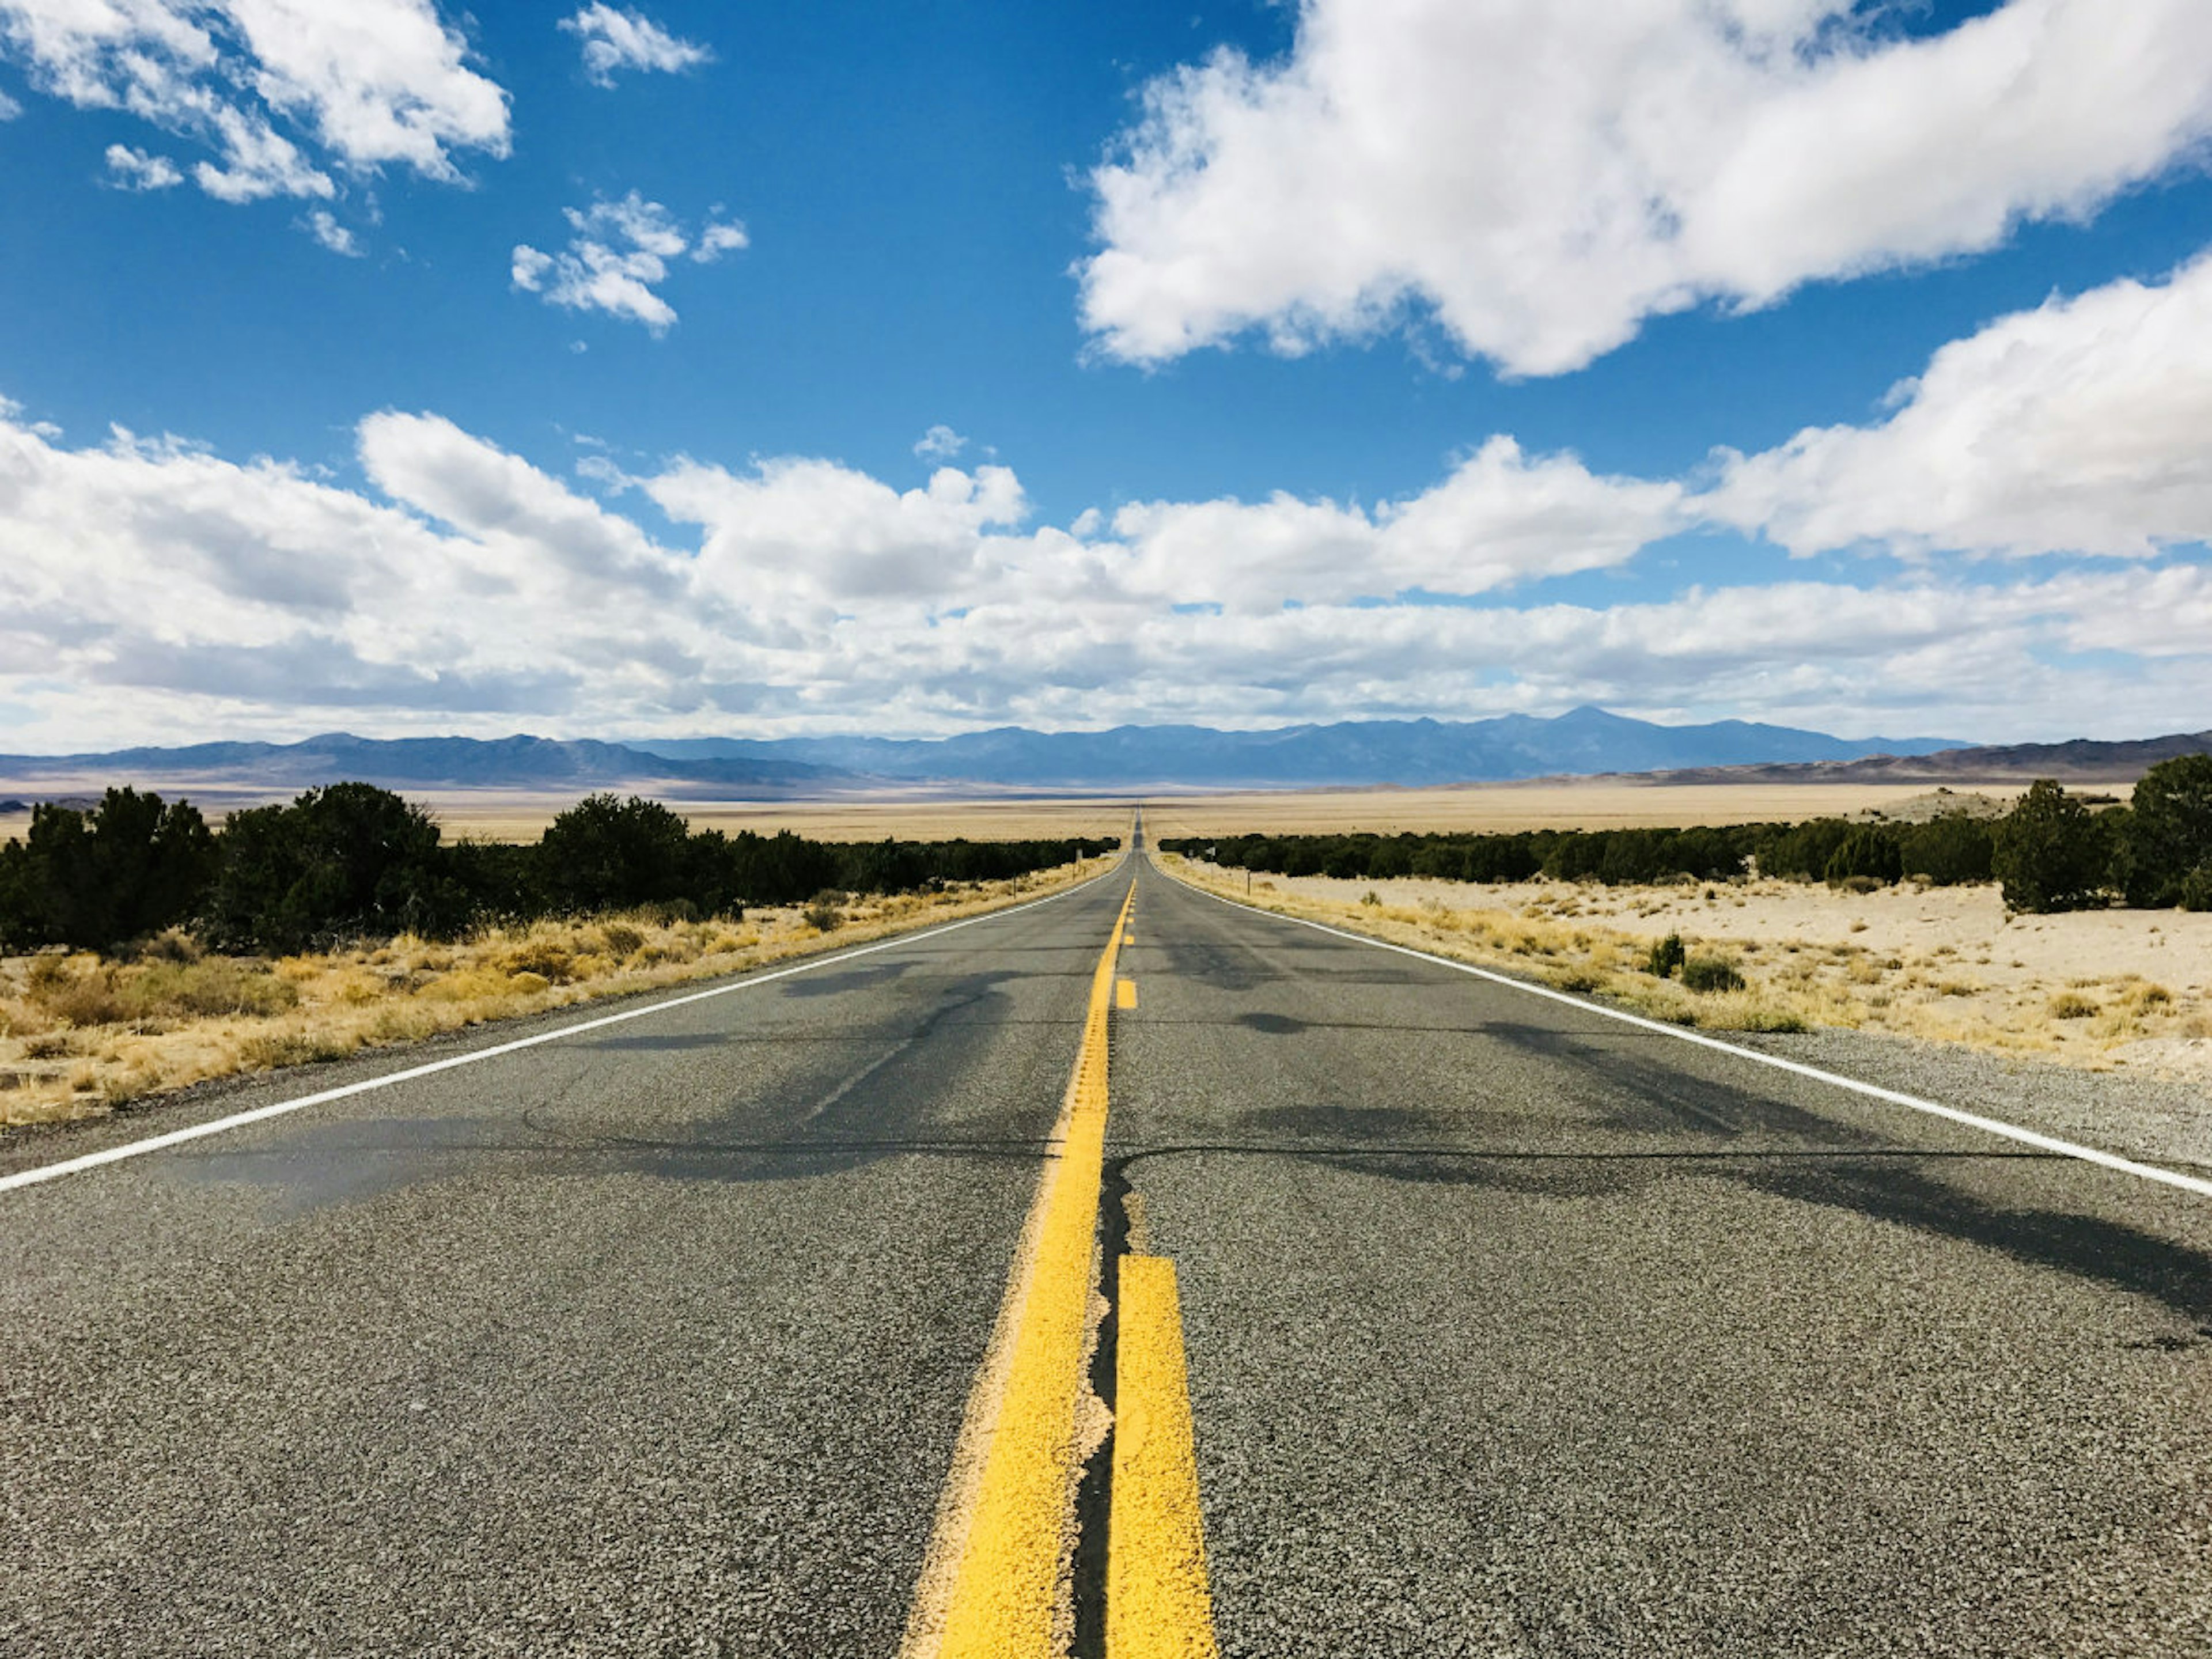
top-left (1163, 857), bottom-right (2212, 1081)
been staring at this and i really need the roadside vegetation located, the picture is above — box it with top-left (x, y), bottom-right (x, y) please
top-left (0, 785), bottom-right (1116, 1126)
top-left (1161, 761), bottom-right (2212, 1069)
top-left (1165, 857), bottom-right (2212, 1068)
top-left (1161, 759), bottom-right (2212, 917)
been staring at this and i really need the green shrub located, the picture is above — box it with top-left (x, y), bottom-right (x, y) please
top-left (1367, 841), bottom-right (1411, 879)
top-left (1754, 817), bottom-right (1854, 881)
top-left (1681, 956), bottom-right (1747, 994)
top-left (2179, 863), bottom-right (2212, 913)
top-left (1645, 933), bottom-right (1687, 978)
top-left (1321, 843), bottom-right (1370, 879)
top-left (1899, 816), bottom-right (1995, 885)
top-left (2118, 753), bottom-right (2212, 907)
top-left (1824, 825), bottom-right (1902, 887)
top-left (1994, 781), bottom-right (2111, 914)
top-left (209, 783), bottom-right (461, 953)
top-left (0, 789), bottom-right (218, 950)
top-left (536, 794), bottom-right (698, 915)
top-left (6, 784), bottom-right (1104, 959)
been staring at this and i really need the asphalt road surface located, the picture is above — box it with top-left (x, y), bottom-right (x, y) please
top-left (5, 853), bottom-right (2210, 1656)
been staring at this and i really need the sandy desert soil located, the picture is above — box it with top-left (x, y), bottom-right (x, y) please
top-left (1138, 781), bottom-right (2054, 837)
top-left (423, 793), bottom-right (1138, 843)
top-left (1165, 858), bottom-right (2212, 1082)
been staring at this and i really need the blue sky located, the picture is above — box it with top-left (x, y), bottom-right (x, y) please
top-left (3, 0), bottom-right (2211, 750)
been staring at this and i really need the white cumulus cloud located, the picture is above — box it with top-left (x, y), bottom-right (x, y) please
top-left (299, 207), bottom-right (360, 256)
top-left (6, 250), bottom-right (2212, 748)
top-left (914, 425), bottom-right (968, 461)
top-left (512, 192), bottom-right (747, 332)
top-left (1107, 437), bottom-right (1685, 613)
top-left (692, 216), bottom-right (747, 262)
top-left (648, 456), bottom-right (1032, 613)
top-left (0, 0), bottom-right (509, 203)
top-left (104, 143), bottom-right (182, 190)
top-left (1081, 0), bottom-right (2212, 374)
top-left (4, 381), bottom-right (2203, 750)
top-left (1707, 250), bottom-right (2212, 559)
top-left (191, 105), bottom-right (332, 202)
top-left (560, 4), bottom-right (712, 87)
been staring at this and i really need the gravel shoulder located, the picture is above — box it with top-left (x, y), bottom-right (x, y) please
top-left (1729, 1023), bottom-right (2212, 1173)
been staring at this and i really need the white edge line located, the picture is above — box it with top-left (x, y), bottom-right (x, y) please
top-left (0, 861), bottom-right (1126, 1198)
top-left (1157, 858), bottom-right (2212, 1202)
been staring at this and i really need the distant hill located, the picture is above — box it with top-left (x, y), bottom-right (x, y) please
top-left (629, 706), bottom-right (1963, 787)
top-left (1629, 729), bottom-right (2212, 787)
top-left (0, 733), bottom-right (851, 798)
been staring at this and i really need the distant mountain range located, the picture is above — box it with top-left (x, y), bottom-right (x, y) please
top-left (1629, 729), bottom-right (2212, 787)
top-left (0, 709), bottom-right (1969, 800)
top-left (0, 734), bottom-right (842, 798)
top-left (627, 707), bottom-right (1965, 787)
top-left (6, 711), bottom-right (2201, 801)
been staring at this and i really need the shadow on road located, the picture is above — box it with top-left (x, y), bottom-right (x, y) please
top-left (1116, 1136), bottom-right (2212, 1328)
top-left (1747, 1157), bottom-right (2212, 1325)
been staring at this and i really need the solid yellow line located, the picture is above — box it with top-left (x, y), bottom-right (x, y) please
top-left (930, 882), bottom-right (1136, 1658)
top-left (1108, 1255), bottom-right (1218, 1659)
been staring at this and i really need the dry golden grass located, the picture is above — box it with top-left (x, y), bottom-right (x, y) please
top-left (0, 855), bottom-right (1115, 1127)
top-left (1158, 855), bottom-right (2211, 1075)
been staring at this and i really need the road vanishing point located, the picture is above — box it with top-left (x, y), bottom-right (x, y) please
top-left (5, 822), bottom-right (2210, 1656)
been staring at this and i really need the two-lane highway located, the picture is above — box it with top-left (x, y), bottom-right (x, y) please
top-left (1, 875), bottom-right (1130, 1656)
top-left (4, 848), bottom-right (2210, 1656)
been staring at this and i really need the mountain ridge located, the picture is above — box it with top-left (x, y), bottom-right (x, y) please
top-left (622, 706), bottom-right (1964, 787)
top-left (0, 710), bottom-right (1967, 797)
top-left (0, 733), bottom-right (844, 795)
top-left (1615, 730), bottom-right (2212, 787)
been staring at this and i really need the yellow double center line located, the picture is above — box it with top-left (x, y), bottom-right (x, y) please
top-left (902, 882), bottom-right (1217, 1658)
